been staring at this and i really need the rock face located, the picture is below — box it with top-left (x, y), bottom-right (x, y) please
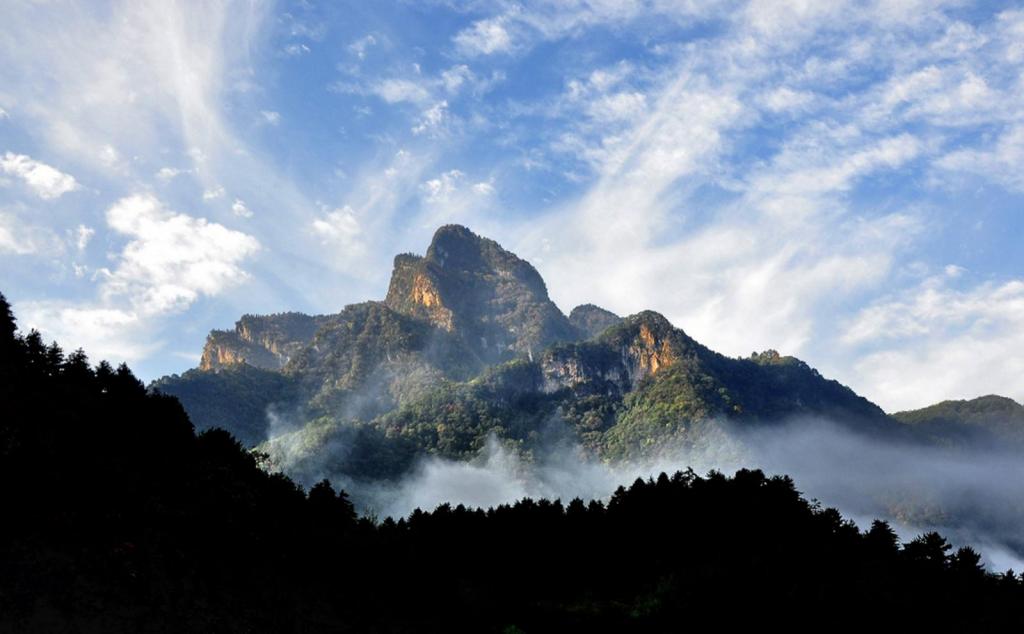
top-left (569, 304), bottom-right (622, 339)
top-left (200, 313), bottom-right (327, 371)
top-left (541, 311), bottom-right (687, 395)
top-left (385, 225), bottom-right (580, 364)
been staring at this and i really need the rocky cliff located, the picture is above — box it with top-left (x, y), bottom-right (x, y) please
top-left (199, 312), bottom-right (327, 372)
top-left (385, 225), bottom-right (581, 364)
top-left (540, 311), bottom-right (689, 395)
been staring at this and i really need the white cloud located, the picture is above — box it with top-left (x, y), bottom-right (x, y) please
top-left (742, 0), bottom-right (851, 40)
top-left (472, 180), bottom-right (496, 196)
top-left (348, 34), bottom-right (377, 60)
top-left (283, 43), bottom-right (311, 57)
top-left (156, 167), bottom-right (184, 181)
top-left (412, 101), bottom-right (448, 135)
top-left (312, 205), bottom-right (364, 262)
top-left (936, 124), bottom-right (1024, 192)
top-left (746, 132), bottom-right (923, 219)
top-left (761, 87), bottom-right (816, 113)
top-left (370, 79), bottom-right (432, 105)
top-left (102, 194), bottom-right (260, 315)
top-left (231, 198), bottom-right (253, 218)
top-left (0, 212), bottom-right (62, 255)
top-left (871, 65), bottom-right (1010, 128)
top-left (0, 152), bottom-right (78, 199)
top-left (441, 64), bottom-right (473, 93)
top-left (303, 147), bottom-right (445, 280)
top-left (16, 302), bottom-right (158, 362)
top-left (997, 9), bottom-right (1024, 62)
top-left (587, 91), bottom-right (647, 123)
top-left (260, 110), bottom-right (281, 125)
top-left (0, 107), bottom-right (8, 119)
top-left (0, 215), bottom-right (30, 255)
top-left (421, 170), bottom-right (465, 203)
top-left (843, 275), bottom-right (1024, 410)
top-left (453, 17), bottom-right (512, 56)
top-left (202, 186), bottom-right (225, 200)
top-left (931, 20), bottom-right (988, 57)
top-left (74, 224), bottom-right (94, 251)
top-left (12, 194), bottom-right (259, 365)
top-left (0, 1), bottom-right (274, 179)
top-left (98, 144), bottom-right (119, 166)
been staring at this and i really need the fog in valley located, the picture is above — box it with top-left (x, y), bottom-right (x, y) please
top-left (262, 414), bottom-right (1024, 572)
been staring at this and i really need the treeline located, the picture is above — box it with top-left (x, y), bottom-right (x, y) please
top-left (0, 293), bottom-right (1022, 632)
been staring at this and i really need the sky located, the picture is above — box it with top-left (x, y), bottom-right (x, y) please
top-left (1, 0), bottom-right (1023, 412)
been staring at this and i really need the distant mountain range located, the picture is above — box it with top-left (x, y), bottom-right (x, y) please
top-left (152, 225), bottom-right (1024, 483)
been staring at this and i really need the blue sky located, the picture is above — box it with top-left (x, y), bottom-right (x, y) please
top-left (1, 0), bottom-right (1023, 411)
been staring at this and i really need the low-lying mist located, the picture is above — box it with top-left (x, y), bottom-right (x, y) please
top-left (263, 416), bottom-right (1024, 572)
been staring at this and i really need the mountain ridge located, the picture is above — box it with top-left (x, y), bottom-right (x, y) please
top-left (154, 224), bottom-right (999, 483)
top-left (893, 394), bottom-right (1024, 448)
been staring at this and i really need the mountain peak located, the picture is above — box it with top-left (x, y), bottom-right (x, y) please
top-left (569, 304), bottom-right (621, 338)
top-left (385, 225), bottom-right (577, 363)
top-left (422, 225), bottom-right (548, 296)
top-left (425, 225), bottom-right (482, 270)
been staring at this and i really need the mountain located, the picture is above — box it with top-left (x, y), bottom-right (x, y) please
top-left (156, 225), bottom-right (907, 484)
top-left (894, 395), bottom-right (1024, 448)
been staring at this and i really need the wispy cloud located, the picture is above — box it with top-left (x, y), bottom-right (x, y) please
top-left (18, 194), bottom-right (260, 364)
top-left (936, 124), bottom-right (1024, 192)
top-left (453, 17), bottom-right (513, 56)
top-left (844, 272), bottom-right (1024, 410)
top-left (1, 152), bottom-right (78, 200)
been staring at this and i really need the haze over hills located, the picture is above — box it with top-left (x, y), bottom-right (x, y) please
top-left (153, 225), bottom-right (1020, 487)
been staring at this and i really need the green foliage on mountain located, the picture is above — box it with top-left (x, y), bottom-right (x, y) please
top-left (373, 359), bottom-right (557, 461)
top-left (287, 300), bottom-right (480, 416)
top-left (894, 395), bottom-right (1024, 448)
top-left (151, 365), bottom-right (301, 447)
